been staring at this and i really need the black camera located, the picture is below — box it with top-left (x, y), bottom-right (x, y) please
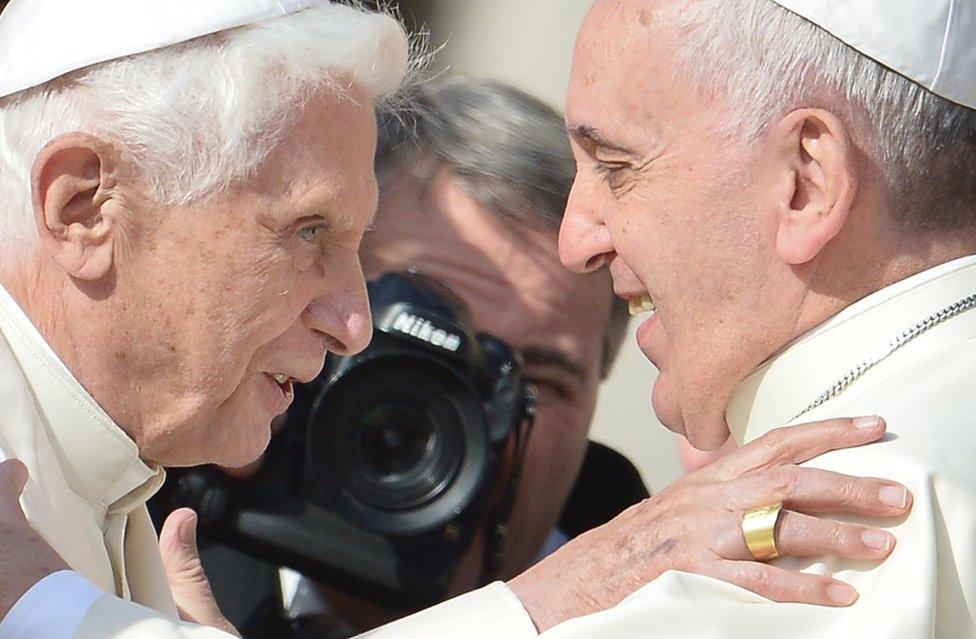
top-left (153, 273), bottom-right (535, 608)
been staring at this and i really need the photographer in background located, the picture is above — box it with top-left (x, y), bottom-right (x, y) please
top-left (365, 75), bottom-right (633, 587)
top-left (341, 75), bottom-right (635, 627)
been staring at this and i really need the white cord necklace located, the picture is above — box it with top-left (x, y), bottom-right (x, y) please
top-left (794, 292), bottom-right (976, 420)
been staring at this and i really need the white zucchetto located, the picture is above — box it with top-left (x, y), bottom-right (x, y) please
top-left (0, 0), bottom-right (328, 100)
top-left (771, 0), bottom-right (976, 110)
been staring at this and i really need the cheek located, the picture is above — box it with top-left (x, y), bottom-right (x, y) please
top-left (235, 264), bottom-right (317, 346)
top-left (500, 401), bottom-right (591, 571)
top-left (521, 400), bottom-right (592, 494)
top-left (210, 377), bottom-right (276, 466)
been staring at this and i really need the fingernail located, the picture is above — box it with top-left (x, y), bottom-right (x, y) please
top-left (880, 485), bottom-right (909, 509)
top-left (179, 514), bottom-right (197, 548)
top-left (861, 529), bottom-right (893, 553)
top-left (853, 415), bottom-right (880, 430)
top-left (828, 584), bottom-right (857, 605)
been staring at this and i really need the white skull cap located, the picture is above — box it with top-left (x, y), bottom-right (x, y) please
top-left (0, 0), bottom-right (329, 99)
top-left (770, 0), bottom-right (976, 110)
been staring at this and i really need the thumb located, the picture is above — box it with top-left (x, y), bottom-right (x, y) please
top-left (159, 508), bottom-right (240, 637)
top-left (0, 459), bottom-right (30, 521)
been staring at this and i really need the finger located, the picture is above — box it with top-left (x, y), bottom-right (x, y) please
top-left (160, 508), bottom-right (240, 637)
top-left (710, 560), bottom-right (859, 607)
top-left (728, 466), bottom-right (912, 517)
top-left (0, 460), bottom-right (30, 523)
top-left (0, 459), bottom-right (28, 496)
top-left (719, 416), bottom-right (886, 476)
top-left (775, 511), bottom-right (895, 560)
top-left (785, 469), bottom-right (911, 516)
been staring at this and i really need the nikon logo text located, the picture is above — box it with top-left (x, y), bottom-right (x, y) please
top-left (391, 312), bottom-right (462, 352)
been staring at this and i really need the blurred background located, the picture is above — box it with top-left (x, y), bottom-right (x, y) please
top-left (389, 0), bottom-right (684, 492)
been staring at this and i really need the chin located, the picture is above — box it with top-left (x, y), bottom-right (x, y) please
top-left (651, 371), bottom-right (686, 435)
top-left (214, 419), bottom-right (273, 468)
top-left (652, 373), bottom-right (732, 452)
top-left (166, 414), bottom-right (273, 468)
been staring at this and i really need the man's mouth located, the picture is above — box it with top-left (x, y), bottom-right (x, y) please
top-left (268, 372), bottom-right (295, 397)
top-left (628, 293), bottom-right (656, 316)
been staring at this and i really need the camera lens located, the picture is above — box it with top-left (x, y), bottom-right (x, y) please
top-left (359, 404), bottom-right (433, 477)
top-left (306, 356), bottom-right (491, 536)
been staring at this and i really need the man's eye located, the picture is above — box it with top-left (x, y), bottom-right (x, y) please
top-left (594, 162), bottom-right (629, 185)
top-left (298, 224), bottom-right (327, 242)
top-left (595, 162), bottom-right (630, 190)
top-left (527, 378), bottom-right (576, 403)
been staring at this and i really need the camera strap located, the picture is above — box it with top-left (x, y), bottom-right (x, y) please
top-left (478, 385), bottom-right (537, 585)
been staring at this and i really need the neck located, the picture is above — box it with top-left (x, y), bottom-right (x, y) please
top-left (726, 248), bottom-right (976, 444)
top-left (2, 261), bottom-right (140, 439)
top-left (788, 225), bottom-right (976, 349)
top-left (3, 260), bottom-right (74, 365)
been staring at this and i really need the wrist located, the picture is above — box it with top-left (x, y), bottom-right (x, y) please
top-left (507, 568), bottom-right (555, 633)
top-left (508, 557), bottom-right (596, 634)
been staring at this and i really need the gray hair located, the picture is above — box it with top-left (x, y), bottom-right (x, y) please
top-left (0, 2), bottom-right (418, 271)
top-left (674, 0), bottom-right (976, 232)
top-left (377, 76), bottom-right (630, 378)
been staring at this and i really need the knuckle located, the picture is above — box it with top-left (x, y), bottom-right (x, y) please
top-left (838, 478), bottom-right (870, 509)
top-left (791, 577), bottom-right (824, 604)
top-left (743, 566), bottom-right (773, 592)
top-left (825, 523), bottom-right (857, 552)
top-left (756, 466), bottom-right (795, 496)
top-left (778, 466), bottom-right (801, 495)
top-left (714, 518), bottom-right (747, 558)
top-left (762, 427), bottom-right (789, 452)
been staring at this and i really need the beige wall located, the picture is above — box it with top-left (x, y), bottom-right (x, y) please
top-left (420, 0), bottom-right (685, 492)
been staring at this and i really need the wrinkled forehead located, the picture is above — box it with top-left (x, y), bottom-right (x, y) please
top-left (567, 0), bottom-right (677, 139)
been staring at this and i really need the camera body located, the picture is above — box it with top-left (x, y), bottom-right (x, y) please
top-left (155, 273), bottom-right (534, 608)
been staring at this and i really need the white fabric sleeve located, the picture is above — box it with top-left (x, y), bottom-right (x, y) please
top-left (0, 571), bottom-right (238, 639)
top-left (73, 597), bottom-right (238, 639)
top-left (75, 582), bottom-right (536, 639)
top-left (0, 572), bottom-right (536, 639)
top-left (355, 582), bottom-right (538, 639)
top-left (0, 570), bottom-right (102, 639)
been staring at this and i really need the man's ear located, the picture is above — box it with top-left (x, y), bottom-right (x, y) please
top-left (30, 133), bottom-right (124, 281)
top-left (771, 109), bottom-right (858, 265)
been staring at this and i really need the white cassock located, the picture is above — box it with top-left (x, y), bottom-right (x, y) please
top-left (539, 257), bottom-right (976, 638)
top-left (0, 284), bottom-right (536, 639)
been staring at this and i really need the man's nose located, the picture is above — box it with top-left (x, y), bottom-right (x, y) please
top-left (304, 271), bottom-right (373, 357)
top-left (558, 180), bottom-right (615, 274)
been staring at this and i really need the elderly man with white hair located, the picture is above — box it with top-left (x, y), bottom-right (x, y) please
top-left (0, 0), bottom-right (931, 638)
top-left (546, 0), bottom-right (976, 636)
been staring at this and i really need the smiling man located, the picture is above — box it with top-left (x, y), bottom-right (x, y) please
top-left (556, 0), bottom-right (976, 636)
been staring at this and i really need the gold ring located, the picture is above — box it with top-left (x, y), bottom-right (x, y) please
top-left (741, 502), bottom-right (783, 561)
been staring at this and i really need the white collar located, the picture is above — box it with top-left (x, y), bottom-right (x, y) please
top-left (0, 285), bottom-right (163, 510)
top-left (726, 255), bottom-right (976, 445)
